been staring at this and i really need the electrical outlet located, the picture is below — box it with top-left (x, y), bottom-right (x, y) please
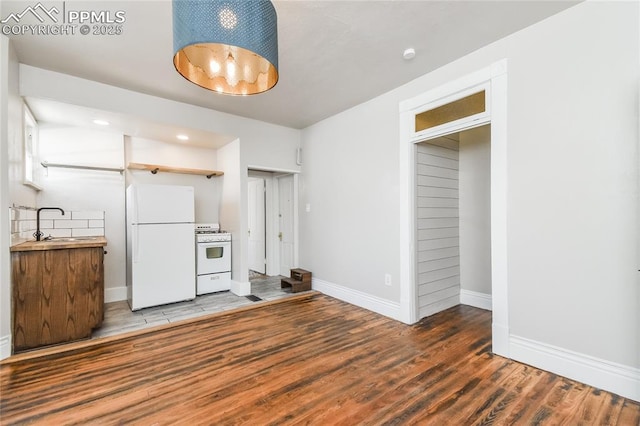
top-left (385, 273), bottom-right (392, 286)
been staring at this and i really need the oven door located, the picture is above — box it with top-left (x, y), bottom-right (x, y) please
top-left (197, 241), bottom-right (231, 275)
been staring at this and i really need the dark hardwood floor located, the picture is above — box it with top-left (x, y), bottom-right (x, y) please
top-left (1, 292), bottom-right (638, 425)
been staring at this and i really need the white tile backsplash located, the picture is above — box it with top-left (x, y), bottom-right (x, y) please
top-left (88, 219), bottom-right (104, 228)
top-left (72, 210), bottom-right (104, 220)
top-left (15, 209), bottom-right (36, 220)
top-left (20, 231), bottom-right (35, 240)
top-left (19, 221), bottom-right (36, 232)
top-left (40, 228), bottom-right (72, 238)
top-left (10, 207), bottom-right (37, 245)
top-left (72, 228), bottom-right (104, 237)
top-left (11, 207), bottom-right (106, 246)
top-left (39, 220), bottom-right (54, 229)
top-left (39, 210), bottom-right (65, 220)
top-left (54, 219), bottom-right (89, 229)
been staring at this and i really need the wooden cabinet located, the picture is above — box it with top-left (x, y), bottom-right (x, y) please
top-left (11, 247), bottom-right (104, 352)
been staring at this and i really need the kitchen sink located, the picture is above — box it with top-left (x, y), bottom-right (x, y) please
top-left (44, 237), bottom-right (98, 242)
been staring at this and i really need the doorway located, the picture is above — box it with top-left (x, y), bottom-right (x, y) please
top-left (399, 59), bottom-right (509, 356)
top-left (247, 170), bottom-right (297, 280)
top-left (415, 126), bottom-right (491, 319)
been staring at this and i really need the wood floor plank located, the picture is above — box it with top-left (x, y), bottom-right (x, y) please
top-left (1, 293), bottom-right (638, 425)
top-left (618, 399), bottom-right (640, 426)
top-left (414, 358), bottom-right (520, 424)
top-left (566, 388), bottom-right (614, 425)
top-left (591, 392), bottom-right (626, 425)
top-left (537, 378), bottom-right (591, 425)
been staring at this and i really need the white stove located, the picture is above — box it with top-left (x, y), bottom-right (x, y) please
top-left (195, 223), bottom-right (231, 242)
top-left (195, 223), bottom-right (231, 294)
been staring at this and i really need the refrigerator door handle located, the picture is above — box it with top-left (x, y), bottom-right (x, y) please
top-left (133, 186), bottom-right (139, 224)
top-left (133, 225), bottom-right (140, 263)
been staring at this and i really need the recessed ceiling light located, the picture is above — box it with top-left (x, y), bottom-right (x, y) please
top-left (93, 119), bottom-right (110, 126)
top-left (403, 48), bottom-right (416, 60)
top-left (177, 134), bottom-right (189, 141)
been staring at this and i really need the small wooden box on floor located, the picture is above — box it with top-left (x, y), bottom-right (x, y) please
top-left (281, 269), bottom-right (312, 293)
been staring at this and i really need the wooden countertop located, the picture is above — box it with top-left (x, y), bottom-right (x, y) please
top-left (10, 237), bottom-right (107, 252)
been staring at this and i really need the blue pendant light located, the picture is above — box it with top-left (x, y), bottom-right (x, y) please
top-left (173, 0), bottom-right (279, 96)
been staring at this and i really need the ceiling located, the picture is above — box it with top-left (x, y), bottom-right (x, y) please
top-left (3, 0), bottom-right (579, 143)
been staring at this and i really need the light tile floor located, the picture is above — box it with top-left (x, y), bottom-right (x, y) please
top-left (93, 275), bottom-right (305, 339)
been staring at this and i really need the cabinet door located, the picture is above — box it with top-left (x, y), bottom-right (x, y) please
top-left (57, 248), bottom-right (104, 340)
top-left (12, 248), bottom-right (105, 352)
top-left (12, 252), bottom-right (44, 351)
top-left (42, 250), bottom-right (71, 345)
top-left (84, 248), bottom-right (104, 328)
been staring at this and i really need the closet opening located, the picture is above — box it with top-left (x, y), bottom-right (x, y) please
top-left (415, 125), bottom-right (491, 319)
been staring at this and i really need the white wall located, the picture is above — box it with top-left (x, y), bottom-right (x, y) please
top-left (1, 37), bottom-right (38, 359)
top-left (37, 126), bottom-right (126, 301)
top-left (503, 3), bottom-right (638, 370)
top-left (0, 36), bottom-right (13, 358)
top-left (7, 49), bottom-right (36, 209)
top-left (217, 139), bottom-right (249, 294)
top-left (459, 125), bottom-right (491, 296)
top-left (125, 136), bottom-right (221, 224)
top-left (299, 96), bottom-right (400, 302)
top-left (301, 1), bottom-right (639, 398)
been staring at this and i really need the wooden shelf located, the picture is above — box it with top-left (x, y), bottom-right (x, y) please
top-left (127, 163), bottom-right (223, 179)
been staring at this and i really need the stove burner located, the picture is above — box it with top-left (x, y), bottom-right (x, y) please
top-left (195, 223), bottom-right (225, 234)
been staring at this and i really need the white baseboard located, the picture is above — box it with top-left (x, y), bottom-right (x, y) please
top-left (460, 289), bottom-right (492, 311)
top-left (419, 296), bottom-right (460, 320)
top-left (510, 335), bottom-right (640, 402)
top-left (231, 280), bottom-right (251, 296)
top-left (0, 334), bottom-right (11, 360)
top-left (312, 278), bottom-right (402, 321)
top-left (492, 323), bottom-right (510, 358)
top-left (105, 286), bottom-right (128, 303)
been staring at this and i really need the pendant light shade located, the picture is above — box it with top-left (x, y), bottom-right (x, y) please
top-left (172, 0), bottom-right (279, 96)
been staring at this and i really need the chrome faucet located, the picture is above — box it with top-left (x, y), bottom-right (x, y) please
top-left (35, 207), bottom-right (65, 241)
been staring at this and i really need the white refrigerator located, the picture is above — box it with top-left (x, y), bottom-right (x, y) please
top-left (126, 184), bottom-right (196, 310)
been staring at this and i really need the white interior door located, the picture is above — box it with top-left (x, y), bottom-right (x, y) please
top-left (278, 175), bottom-right (294, 276)
top-left (248, 178), bottom-right (266, 274)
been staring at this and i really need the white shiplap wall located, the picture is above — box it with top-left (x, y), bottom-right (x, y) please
top-left (416, 136), bottom-right (460, 319)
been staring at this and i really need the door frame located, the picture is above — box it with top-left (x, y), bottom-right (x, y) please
top-left (247, 168), bottom-right (299, 277)
top-left (399, 59), bottom-right (509, 357)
